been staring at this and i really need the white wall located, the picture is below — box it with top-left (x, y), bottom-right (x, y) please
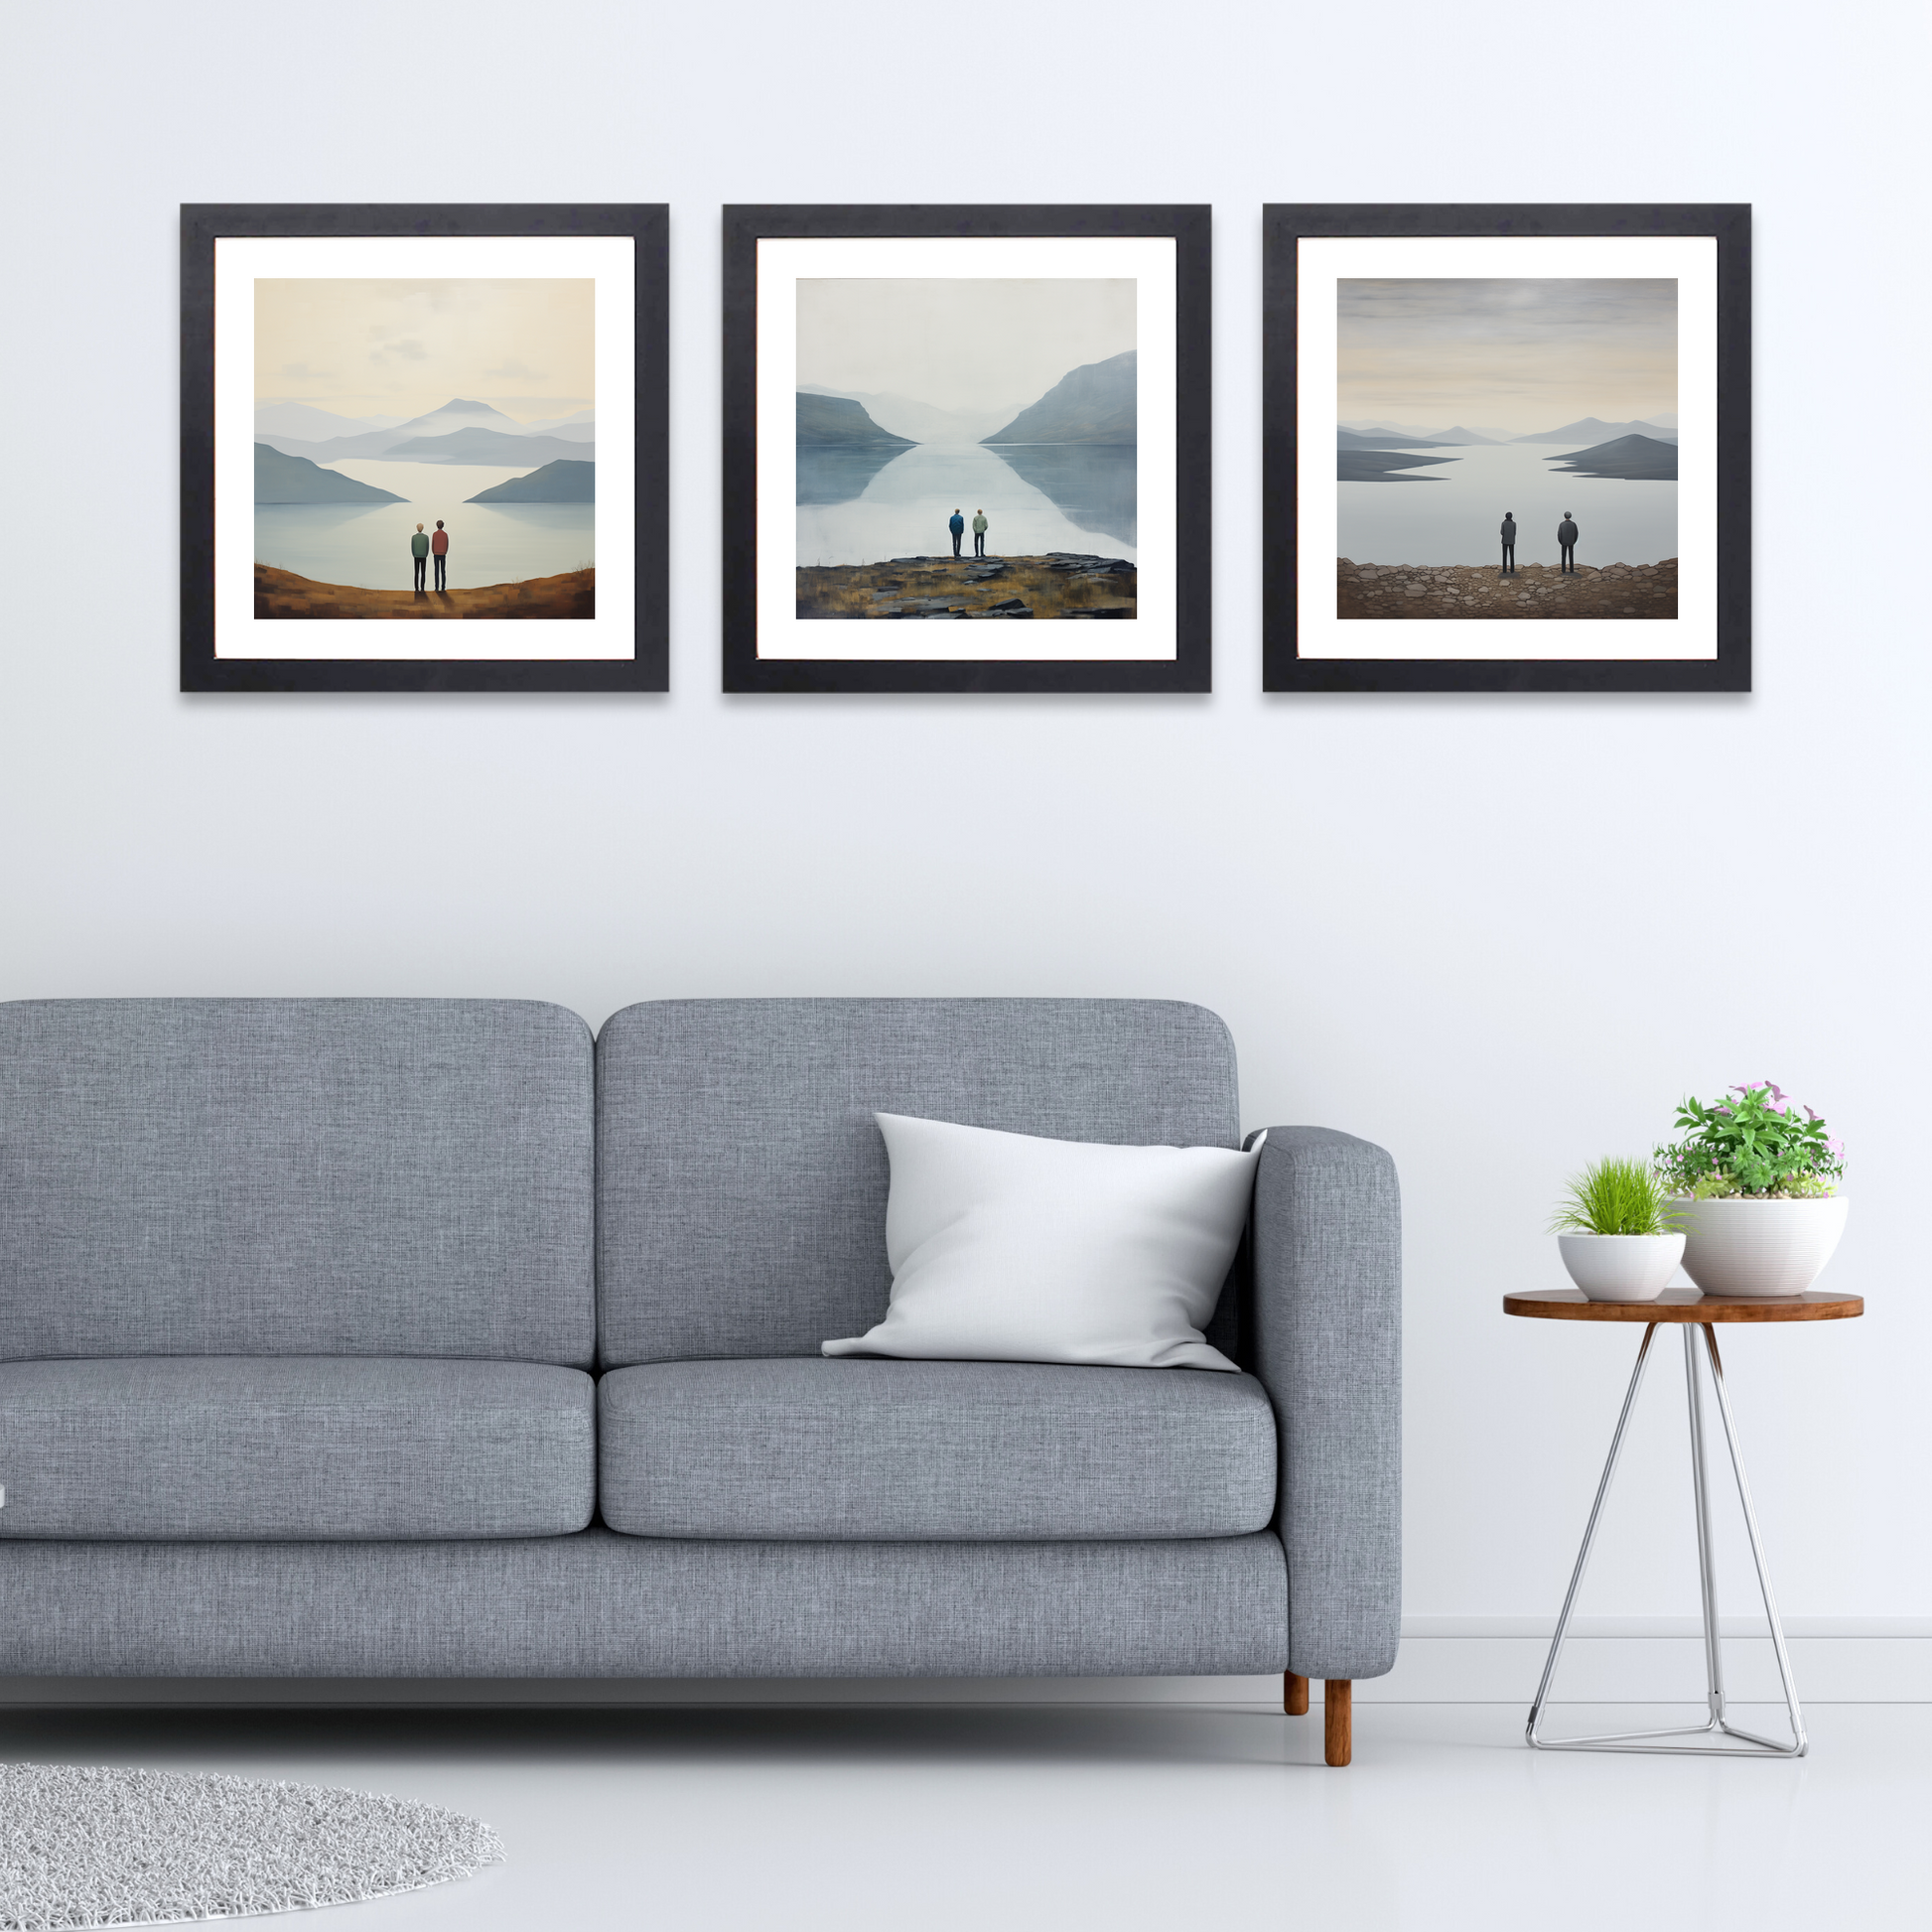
top-left (4, 0), bottom-right (1926, 1679)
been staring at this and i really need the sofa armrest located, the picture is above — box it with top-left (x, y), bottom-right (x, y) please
top-left (1248, 1125), bottom-right (1402, 1681)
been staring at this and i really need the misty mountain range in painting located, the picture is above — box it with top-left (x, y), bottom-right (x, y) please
top-left (799, 351), bottom-right (1136, 451)
top-left (1338, 417), bottom-right (1678, 450)
top-left (255, 397), bottom-right (597, 467)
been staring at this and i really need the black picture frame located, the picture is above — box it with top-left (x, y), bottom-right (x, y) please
top-left (1263, 204), bottom-right (1750, 693)
top-left (723, 205), bottom-right (1211, 694)
top-left (181, 203), bottom-right (668, 693)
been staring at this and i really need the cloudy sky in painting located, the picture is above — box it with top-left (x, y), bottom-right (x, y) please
top-left (255, 279), bottom-right (594, 420)
top-left (798, 278), bottom-right (1135, 415)
top-left (1338, 279), bottom-right (1676, 431)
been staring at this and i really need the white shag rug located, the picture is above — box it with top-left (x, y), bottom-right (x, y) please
top-left (0, 1762), bottom-right (505, 1930)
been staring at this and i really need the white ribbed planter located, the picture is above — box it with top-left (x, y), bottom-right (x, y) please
top-left (1557, 1231), bottom-right (1687, 1302)
top-left (1670, 1194), bottom-right (1850, 1298)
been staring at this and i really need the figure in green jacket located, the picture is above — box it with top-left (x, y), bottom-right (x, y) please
top-left (410, 523), bottom-right (430, 592)
top-left (971, 510), bottom-right (989, 559)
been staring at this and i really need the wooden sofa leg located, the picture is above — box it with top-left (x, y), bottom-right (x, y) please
top-left (1323, 1681), bottom-right (1352, 1765)
top-left (1284, 1672), bottom-right (1310, 1716)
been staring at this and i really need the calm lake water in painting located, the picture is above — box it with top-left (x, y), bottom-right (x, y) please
top-left (254, 459), bottom-right (595, 593)
top-left (1340, 441), bottom-right (1675, 570)
top-left (797, 444), bottom-right (1136, 566)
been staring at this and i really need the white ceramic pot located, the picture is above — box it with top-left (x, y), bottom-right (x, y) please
top-left (1557, 1232), bottom-right (1687, 1302)
top-left (1670, 1195), bottom-right (1850, 1298)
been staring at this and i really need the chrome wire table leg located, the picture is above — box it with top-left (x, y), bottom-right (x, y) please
top-left (1526, 1322), bottom-right (1657, 1747)
top-left (1686, 1322), bottom-right (1726, 1736)
top-left (1527, 1318), bottom-right (1809, 1756)
top-left (1700, 1323), bottom-right (1808, 1756)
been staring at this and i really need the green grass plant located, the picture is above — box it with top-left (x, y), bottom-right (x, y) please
top-left (1548, 1157), bottom-right (1683, 1237)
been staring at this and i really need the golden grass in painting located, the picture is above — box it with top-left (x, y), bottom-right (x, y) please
top-left (254, 564), bottom-right (595, 619)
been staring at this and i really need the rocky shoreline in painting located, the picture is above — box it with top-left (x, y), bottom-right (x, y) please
top-left (796, 554), bottom-right (1136, 620)
top-left (1337, 558), bottom-right (1677, 620)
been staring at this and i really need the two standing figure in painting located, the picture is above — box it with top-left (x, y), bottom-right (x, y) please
top-left (410, 520), bottom-right (453, 593)
top-left (1499, 508), bottom-right (1583, 576)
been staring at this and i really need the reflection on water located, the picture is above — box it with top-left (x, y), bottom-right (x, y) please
top-left (1339, 441), bottom-right (1675, 568)
top-left (984, 444), bottom-right (1136, 548)
top-left (254, 457), bottom-right (594, 592)
top-left (795, 443), bottom-right (1138, 567)
top-left (796, 446), bottom-right (909, 505)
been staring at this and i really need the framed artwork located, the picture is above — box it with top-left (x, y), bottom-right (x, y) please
top-left (722, 205), bottom-right (1210, 694)
top-left (182, 204), bottom-right (668, 692)
top-left (1263, 205), bottom-right (1750, 693)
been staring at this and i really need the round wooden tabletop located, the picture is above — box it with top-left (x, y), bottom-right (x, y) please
top-left (1504, 1287), bottom-right (1863, 1323)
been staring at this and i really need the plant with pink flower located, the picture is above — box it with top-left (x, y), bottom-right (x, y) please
top-left (1654, 1080), bottom-right (1845, 1198)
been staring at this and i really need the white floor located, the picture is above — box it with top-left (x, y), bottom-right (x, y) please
top-left (2, 1701), bottom-right (1924, 1931)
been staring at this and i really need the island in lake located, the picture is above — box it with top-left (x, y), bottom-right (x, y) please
top-left (467, 459), bottom-right (595, 503)
top-left (254, 443), bottom-right (404, 504)
top-left (1543, 433), bottom-right (1679, 483)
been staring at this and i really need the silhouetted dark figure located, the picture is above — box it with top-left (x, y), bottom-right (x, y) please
top-left (411, 523), bottom-right (429, 592)
top-left (1558, 513), bottom-right (1579, 574)
top-left (949, 509), bottom-right (965, 558)
top-left (1500, 513), bottom-right (1517, 576)
top-left (431, 519), bottom-right (450, 591)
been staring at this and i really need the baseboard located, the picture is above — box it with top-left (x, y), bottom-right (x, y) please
top-left (1367, 1620), bottom-right (1932, 1705)
top-left (2, 1626), bottom-right (1925, 1710)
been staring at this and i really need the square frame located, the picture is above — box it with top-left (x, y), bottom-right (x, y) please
top-left (182, 203), bottom-right (668, 692)
top-left (723, 205), bottom-right (1211, 694)
top-left (1263, 204), bottom-right (1750, 693)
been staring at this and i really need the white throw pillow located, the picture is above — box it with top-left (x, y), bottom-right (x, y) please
top-left (822, 1114), bottom-right (1263, 1372)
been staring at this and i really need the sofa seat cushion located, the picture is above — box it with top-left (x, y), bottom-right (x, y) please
top-left (0, 1358), bottom-right (594, 1540)
top-left (598, 1357), bottom-right (1277, 1540)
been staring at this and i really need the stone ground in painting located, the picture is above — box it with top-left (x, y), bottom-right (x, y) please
top-left (797, 554), bottom-right (1136, 621)
top-left (1337, 557), bottom-right (1677, 619)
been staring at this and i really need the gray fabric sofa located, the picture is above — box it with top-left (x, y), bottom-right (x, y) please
top-left (0, 997), bottom-right (1399, 1763)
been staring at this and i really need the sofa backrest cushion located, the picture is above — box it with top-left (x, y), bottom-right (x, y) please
top-left (595, 999), bottom-right (1240, 1366)
top-left (0, 1000), bottom-right (594, 1364)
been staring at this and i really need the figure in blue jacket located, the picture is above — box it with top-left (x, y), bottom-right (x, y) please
top-left (948, 509), bottom-right (965, 559)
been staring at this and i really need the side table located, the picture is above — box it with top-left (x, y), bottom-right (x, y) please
top-left (1504, 1287), bottom-right (1863, 1757)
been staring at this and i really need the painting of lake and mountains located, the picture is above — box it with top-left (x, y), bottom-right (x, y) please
top-left (1336, 279), bottom-right (1679, 620)
top-left (252, 279), bottom-right (595, 619)
top-left (794, 277), bottom-right (1137, 621)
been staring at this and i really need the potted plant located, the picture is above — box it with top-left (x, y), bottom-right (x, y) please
top-left (1653, 1080), bottom-right (1848, 1298)
top-left (1549, 1157), bottom-right (1687, 1302)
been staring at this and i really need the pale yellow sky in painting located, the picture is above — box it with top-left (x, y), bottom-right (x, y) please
top-left (255, 279), bottom-right (594, 422)
top-left (1338, 279), bottom-right (1676, 432)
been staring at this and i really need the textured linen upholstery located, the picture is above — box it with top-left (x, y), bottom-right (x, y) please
top-left (595, 999), bottom-right (1241, 1366)
top-left (598, 1358), bottom-right (1277, 1540)
top-left (0, 1358), bottom-right (595, 1540)
top-left (0, 1000), bottom-right (595, 1365)
top-left (0, 1531), bottom-right (1287, 1678)
top-left (1250, 1126), bottom-right (1403, 1681)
